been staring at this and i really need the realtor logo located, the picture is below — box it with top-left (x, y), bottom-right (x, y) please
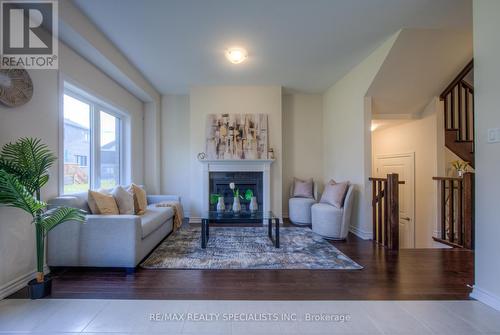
top-left (0, 0), bottom-right (58, 69)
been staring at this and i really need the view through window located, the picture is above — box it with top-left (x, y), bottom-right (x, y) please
top-left (63, 90), bottom-right (122, 194)
top-left (100, 110), bottom-right (120, 189)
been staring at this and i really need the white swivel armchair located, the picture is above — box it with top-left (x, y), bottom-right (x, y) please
top-left (288, 181), bottom-right (319, 225)
top-left (311, 185), bottom-right (354, 240)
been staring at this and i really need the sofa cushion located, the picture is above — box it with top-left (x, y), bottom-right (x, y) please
top-left (87, 191), bottom-right (99, 214)
top-left (112, 186), bottom-right (135, 215)
top-left (129, 183), bottom-right (148, 215)
top-left (141, 204), bottom-right (174, 238)
top-left (48, 195), bottom-right (90, 212)
top-left (88, 190), bottom-right (119, 215)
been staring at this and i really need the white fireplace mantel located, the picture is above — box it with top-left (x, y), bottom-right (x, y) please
top-left (199, 159), bottom-right (275, 215)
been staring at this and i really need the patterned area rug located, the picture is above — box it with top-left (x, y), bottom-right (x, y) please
top-left (141, 225), bottom-right (362, 270)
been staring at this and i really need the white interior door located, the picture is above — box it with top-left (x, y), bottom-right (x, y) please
top-left (375, 153), bottom-right (415, 248)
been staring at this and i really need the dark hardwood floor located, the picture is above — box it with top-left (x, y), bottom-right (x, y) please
top-left (9, 224), bottom-right (474, 300)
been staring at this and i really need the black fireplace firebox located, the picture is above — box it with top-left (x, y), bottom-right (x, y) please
top-left (209, 171), bottom-right (263, 212)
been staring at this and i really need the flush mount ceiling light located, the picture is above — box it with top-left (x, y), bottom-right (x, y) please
top-left (225, 47), bottom-right (247, 64)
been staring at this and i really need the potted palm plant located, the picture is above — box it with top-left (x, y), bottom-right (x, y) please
top-left (0, 138), bottom-right (85, 299)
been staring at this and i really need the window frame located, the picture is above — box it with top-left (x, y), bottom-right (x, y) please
top-left (60, 84), bottom-right (124, 195)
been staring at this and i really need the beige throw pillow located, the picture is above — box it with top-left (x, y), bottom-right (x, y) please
top-left (320, 180), bottom-right (349, 208)
top-left (88, 190), bottom-right (119, 215)
top-left (293, 178), bottom-right (314, 198)
top-left (87, 190), bottom-right (99, 214)
top-left (112, 186), bottom-right (135, 215)
top-left (128, 183), bottom-right (147, 215)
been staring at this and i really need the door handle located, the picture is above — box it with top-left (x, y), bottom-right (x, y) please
top-left (401, 217), bottom-right (411, 221)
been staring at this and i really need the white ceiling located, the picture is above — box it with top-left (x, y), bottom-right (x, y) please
top-left (72, 0), bottom-right (472, 95)
top-left (368, 29), bottom-right (473, 117)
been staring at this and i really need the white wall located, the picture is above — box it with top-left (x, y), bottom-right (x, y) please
top-left (188, 86), bottom-right (283, 219)
top-left (144, 101), bottom-right (161, 194)
top-left (59, 44), bottom-right (144, 185)
top-left (0, 70), bottom-right (58, 299)
top-left (372, 98), bottom-right (440, 248)
top-left (322, 33), bottom-right (399, 239)
top-left (161, 95), bottom-right (191, 215)
top-left (161, 91), bottom-right (321, 219)
top-left (282, 94), bottom-right (323, 215)
top-left (0, 42), bottom-right (144, 299)
top-left (471, 0), bottom-right (500, 310)
top-left (59, 0), bottom-right (162, 194)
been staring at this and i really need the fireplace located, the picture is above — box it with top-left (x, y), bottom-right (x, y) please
top-left (209, 171), bottom-right (263, 211)
top-left (198, 159), bottom-right (274, 223)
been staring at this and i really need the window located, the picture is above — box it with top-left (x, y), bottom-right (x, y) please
top-left (99, 111), bottom-right (120, 188)
top-left (62, 87), bottom-right (123, 194)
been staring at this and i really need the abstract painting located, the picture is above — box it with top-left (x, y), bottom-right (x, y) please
top-left (205, 113), bottom-right (268, 160)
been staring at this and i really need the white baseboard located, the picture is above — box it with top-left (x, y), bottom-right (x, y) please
top-left (0, 265), bottom-right (49, 300)
top-left (471, 285), bottom-right (500, 311)
top-left (349, 226), bottom-right (373, 240)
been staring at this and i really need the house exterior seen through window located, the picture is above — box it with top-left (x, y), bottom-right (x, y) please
top-left (63, 88), bottom-right (122, 194)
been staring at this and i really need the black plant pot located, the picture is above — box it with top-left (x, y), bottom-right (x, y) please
top-left (28, 277), bottom-right (52, 299)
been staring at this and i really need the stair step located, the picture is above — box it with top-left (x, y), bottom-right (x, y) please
top-left (442, 61), bottom-right (475, 169)
top-left (432, 237), bottom-right (466, 249)
top-left (445, 130), bottom-right (474, 145)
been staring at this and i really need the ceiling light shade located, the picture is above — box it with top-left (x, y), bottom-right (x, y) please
top-left (225, 47), bottom-right (247, 64)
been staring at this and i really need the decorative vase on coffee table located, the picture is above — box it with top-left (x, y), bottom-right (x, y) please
top-left (232, 197), bottom-right (241, 214)
top-left (216, 196), bottom-right (225, 213)
top-left (249, 196), bottom-right (258, 213)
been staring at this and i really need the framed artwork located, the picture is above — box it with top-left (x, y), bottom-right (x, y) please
top-left (205, 113), bottom-right (268, 160)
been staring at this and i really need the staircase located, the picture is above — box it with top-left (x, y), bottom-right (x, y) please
top-left (433, 60), bottom-right (475, 249)
top-left (369, 174), bottom-right (405, 251)
top-left (440, 60), bottom-right (474, 167)
top-left (432, 174), bottom-right (474, 249)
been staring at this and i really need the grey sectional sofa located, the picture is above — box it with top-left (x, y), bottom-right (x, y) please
top-left (47, 192), bottom-right (179, 269)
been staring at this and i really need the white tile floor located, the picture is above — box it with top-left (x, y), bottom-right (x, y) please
top-left (0, 299), bottom-right (499, 334)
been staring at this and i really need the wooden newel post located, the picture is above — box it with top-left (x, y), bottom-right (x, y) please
top-left (462, 172), bottom-right (474, 249)
top-left (386, 173), bottom-right (399, 251)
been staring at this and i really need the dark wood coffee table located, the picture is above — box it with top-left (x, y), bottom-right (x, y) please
top-left (200, 211), bottom-right (279, 249)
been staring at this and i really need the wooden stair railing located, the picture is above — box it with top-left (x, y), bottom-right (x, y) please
top-left (440, 60), bottom-right (475, 167)
top-left (432, 173), bottom-right (474, 249)
top-left (369, 174), bottom-right (405, 251)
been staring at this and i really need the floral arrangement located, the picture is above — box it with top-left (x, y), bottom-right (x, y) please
top-left (209, 193), bottom-right (221, 205)
top-left (229, 183), bottom-right (254, 201)
top-left (229, 182), bottom-right (243, 200)
top-left (451, 160), bottom-right (469, 172)
top-left (211, 184), bottom-right (254, 207)
top-left (451, 160), bottom-right (469, 177)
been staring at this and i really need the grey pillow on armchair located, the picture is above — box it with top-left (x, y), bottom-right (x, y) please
top-left (292, 178), bottom-right (314, 198)
top-left (320, 180), bottom-right (349, 208)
